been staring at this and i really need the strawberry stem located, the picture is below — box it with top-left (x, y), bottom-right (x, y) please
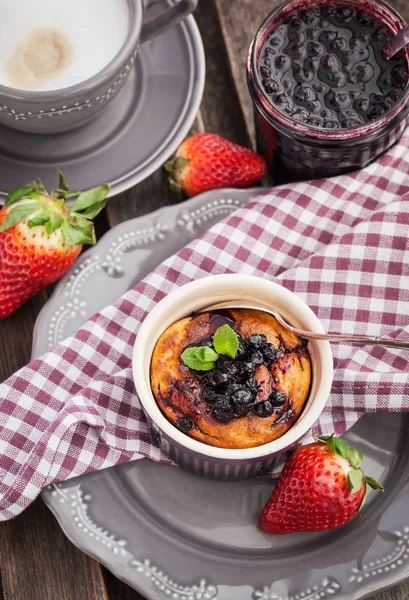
top-left (1, 170), bottom-right (110, 246)
top-left (315, 433), bottom-right (384, 511)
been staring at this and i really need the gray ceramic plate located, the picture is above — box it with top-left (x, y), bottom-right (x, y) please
top-left (34, 189), bottom-right (409, 600)
top-left (0, 4), bottom-right (205, 201)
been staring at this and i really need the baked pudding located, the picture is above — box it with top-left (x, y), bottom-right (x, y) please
top-left (150, 309), bottom-right (312, 449)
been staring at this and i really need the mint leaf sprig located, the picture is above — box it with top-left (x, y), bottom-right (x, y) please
top-left (180, 324), bottom-right (239, 371)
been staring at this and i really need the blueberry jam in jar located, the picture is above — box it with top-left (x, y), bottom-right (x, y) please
top-left (247, 0), bottom-right (409, 183)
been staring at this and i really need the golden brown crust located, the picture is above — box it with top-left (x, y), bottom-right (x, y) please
top-left (150, 309), bottom-right (311, 449)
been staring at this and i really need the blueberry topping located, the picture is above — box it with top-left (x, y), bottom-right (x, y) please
top-left (269, 390), bottom-right (287, 406)
top-left (262, 343), bottom-right (278, 363)
top-left (260, 66), bottom-right (272, 78)
top-left (253, 400), bottom-right (275, 418)
top-left (212, 399), bottom-right (235, 423)
top-left (248, 334), bottom-right (268, 349)
top-left (219, 359), bottom-right (239, 377)
top-left (235, 333), bottom-right (248, 360)
top-left (202, 386), bottom-right (223, 404)
top-left (246, 377), bottom-right (259, 393)
top-left (177, 417), bottom-right (194, 433)
top-left (230, 389), bottom-right (254, 417)
top-left (258, 3), bottom-right (408, 129)
top-left (181, 318), bottom-right (308, 429)
top-left (263, 78), bottom-right (280, 95)
top-left (207, 371), bottom-right (230, 391)
top-left (239, 360), bottom-right (254, 379)
top-left (250, 350), bottom-right (265, 368)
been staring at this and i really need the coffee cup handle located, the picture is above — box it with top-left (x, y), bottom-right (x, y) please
top-left (140, 0), bottom-right (198, 43)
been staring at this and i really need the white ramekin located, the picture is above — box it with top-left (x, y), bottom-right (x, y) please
top-left (132, 274), bottom-right (333, 479)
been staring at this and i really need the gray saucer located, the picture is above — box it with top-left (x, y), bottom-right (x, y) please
top-left (0, 9), bottom-right (205, 201)
top-left (34, 188), bottom-right (409, 600)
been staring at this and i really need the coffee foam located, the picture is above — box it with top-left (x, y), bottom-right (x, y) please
top-left (0, 0), bottom-right (129, 91)
top-left (7, 29), bottom-right (73, 90)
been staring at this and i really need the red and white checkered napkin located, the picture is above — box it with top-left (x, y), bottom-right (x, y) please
top-left (2, 134), bottom-right (409, 521)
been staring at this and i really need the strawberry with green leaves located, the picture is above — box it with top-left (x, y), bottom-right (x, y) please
top-left (165, 133), bottom-right (267, 197)
top-left (259, 434), bottom-right (384, 534)
top-left (0, 171), bottom-right (109, 319)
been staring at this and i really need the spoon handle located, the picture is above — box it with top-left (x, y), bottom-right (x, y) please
top-left (272, 312), bottom-right (409, 350)
top-left (205, 301), bottom-right (409, 350)
top-left (383, 24), bottom-right (409, 60)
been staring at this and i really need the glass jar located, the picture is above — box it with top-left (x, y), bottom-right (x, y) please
top-left (247, 0), bottom-right (409, 183)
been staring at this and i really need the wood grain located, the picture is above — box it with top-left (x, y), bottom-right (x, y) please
top-left (0, 0), bottom-right (408, 598)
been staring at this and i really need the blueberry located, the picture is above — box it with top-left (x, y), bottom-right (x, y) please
top-left (325, 91), bottom-right (351, 111)
top-left (260, 65), bottom-right (272, 78)
top-left (231, 389), bottom-right (254, 417)
top-left (388, 88), bottom-right (403, 103)
top-left (262, 343), bottom-right (278, 363)
top-left (307, 27), bottom-right (320, 40)
top-left (219, 360), bottom-right (239, 377)
top-left (239, 361), bottom-right (254, 379)
top-left (202, 385), bottom-right (223, 404)
top-left (372, 26), bottom-right (388, 43)
top-left (288, 31), bottom-right (306, 43)
top-left (307, 41), bottom-right (324, 57)
top-left (313, 83), bottom-right (326, 93)
top-left (269, 36), bottom-right (281, 47)
top-left (176, 417), bottom-right (194, 433)
top-left (288, 16), bottom-right (304, 32)
top-left (251, 350), bottom-right (264, 368)
top-left (207, 371), bottom-right (230, 391)
top-left (248, 334), bottom-right (268, 350)
top-left (392, 65), bottom-right (408, 88)
top-left (263, 78), bottom-right (280, 95)
top-left (226, 383), bottom-right (242, 396)
top-left (212, 399), bottom-right (234, 423)
top-left (336, 6), bottom-right (355, 22)
top-left (235, 333), bottom-right (248, 360)
top-left (356, 63), bottom-right (374, 83)
top-left (246, 377), bottom-right (259, 393)
top-left (253, 400), bottom-right (274, 418)
top-left (286, 42), bottom-right (306, 60)
top-left (275, 55), bottom-right (291, 70)
top-left (299, 8), bottom-right (319, 25)
top-left (274, 94), bottom-right (290, 108)
top-left (357, 10), bottom-right (374, 27)
top-left (269, 390), bottom-right (287, 406)
top-left (354, 97), bottom-right (369, 112)
top-left (294, 84), bottom-right (315, 104)
top-left (367, 105), bottom-right (386, 121)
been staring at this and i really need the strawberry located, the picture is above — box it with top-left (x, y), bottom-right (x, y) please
top-left (0, 170), bottom-right (109, 319)
top-left (259, 435), bottom-right (384, 535)
top-left (165, 133), bottom-right (267, 197)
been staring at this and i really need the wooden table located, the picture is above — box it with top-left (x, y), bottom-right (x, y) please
top-left (1, 1), bottom-right (408, 598)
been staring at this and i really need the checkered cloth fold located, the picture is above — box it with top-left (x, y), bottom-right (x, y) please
top-left (1, 132), bottom-right (409, 520)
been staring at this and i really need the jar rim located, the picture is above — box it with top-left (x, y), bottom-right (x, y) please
top-left (248, 0), bottom-right (409, 142)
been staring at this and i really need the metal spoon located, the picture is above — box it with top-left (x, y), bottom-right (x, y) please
top-left (383, 24), bottom-right (409, 60)
top-left (205, 301), bottom-right (409, 350)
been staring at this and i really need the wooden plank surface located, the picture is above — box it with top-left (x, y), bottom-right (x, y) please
top-left (0, 0), bottom-right (408, 598)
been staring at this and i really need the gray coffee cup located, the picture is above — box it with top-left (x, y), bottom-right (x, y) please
top-left (0, 0), bottom-right (198, 135)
